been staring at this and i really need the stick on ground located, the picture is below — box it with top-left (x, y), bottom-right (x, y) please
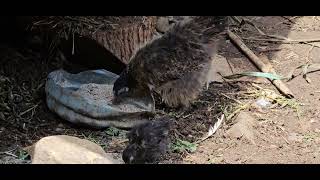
top-left (227, 30), bottom-right (294, 98)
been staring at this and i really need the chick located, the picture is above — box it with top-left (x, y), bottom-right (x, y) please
top-left (122, 118), bottom-right (171, 164)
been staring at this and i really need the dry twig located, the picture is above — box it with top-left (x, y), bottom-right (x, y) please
top-left (227, 30), bottom-right (294, 98)
top-left (275, 16), bottom-right (299, 26)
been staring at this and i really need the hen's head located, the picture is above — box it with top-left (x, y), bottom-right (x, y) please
top-left (113, 67), bottom-right (139, 105)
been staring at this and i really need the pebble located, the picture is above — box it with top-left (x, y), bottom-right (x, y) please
top-left (55, 128), bottom-right (64, 132)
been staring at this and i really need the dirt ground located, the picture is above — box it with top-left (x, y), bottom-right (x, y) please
top-left (1, 16), bottom-right (320, 164)
top-left (183, 16), bottom-right (320, 164)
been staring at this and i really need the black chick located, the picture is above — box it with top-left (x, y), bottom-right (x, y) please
top-left (113, 16), bottom-right (229, 108)
top-left (122, 118), bottom-right (171, 164)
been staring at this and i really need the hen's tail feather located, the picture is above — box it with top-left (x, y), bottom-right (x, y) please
top-left (170, 16), bottom-right (229, 44)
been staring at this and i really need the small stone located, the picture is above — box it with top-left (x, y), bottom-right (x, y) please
top-left (255, 98), bottom-right (272, 108)
top-left (310, 119), bottom-right (317, 123)
top-left (287, 133), bottom-right (303, 142)
top-left (225, 112), bottom-right (257, 144)
top-left (270, 145), bottom-right (278, 149)
top-left (55, 128), bottom-right (63, 132)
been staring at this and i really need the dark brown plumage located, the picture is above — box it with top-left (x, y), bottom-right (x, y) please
top-left (113, 16), bottom-right (229, 108)
top-left (122, 118), bottom-right (171, 164)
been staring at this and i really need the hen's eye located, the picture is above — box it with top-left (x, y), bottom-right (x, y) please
top-left (118, 87), bottom-right (129, 95)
